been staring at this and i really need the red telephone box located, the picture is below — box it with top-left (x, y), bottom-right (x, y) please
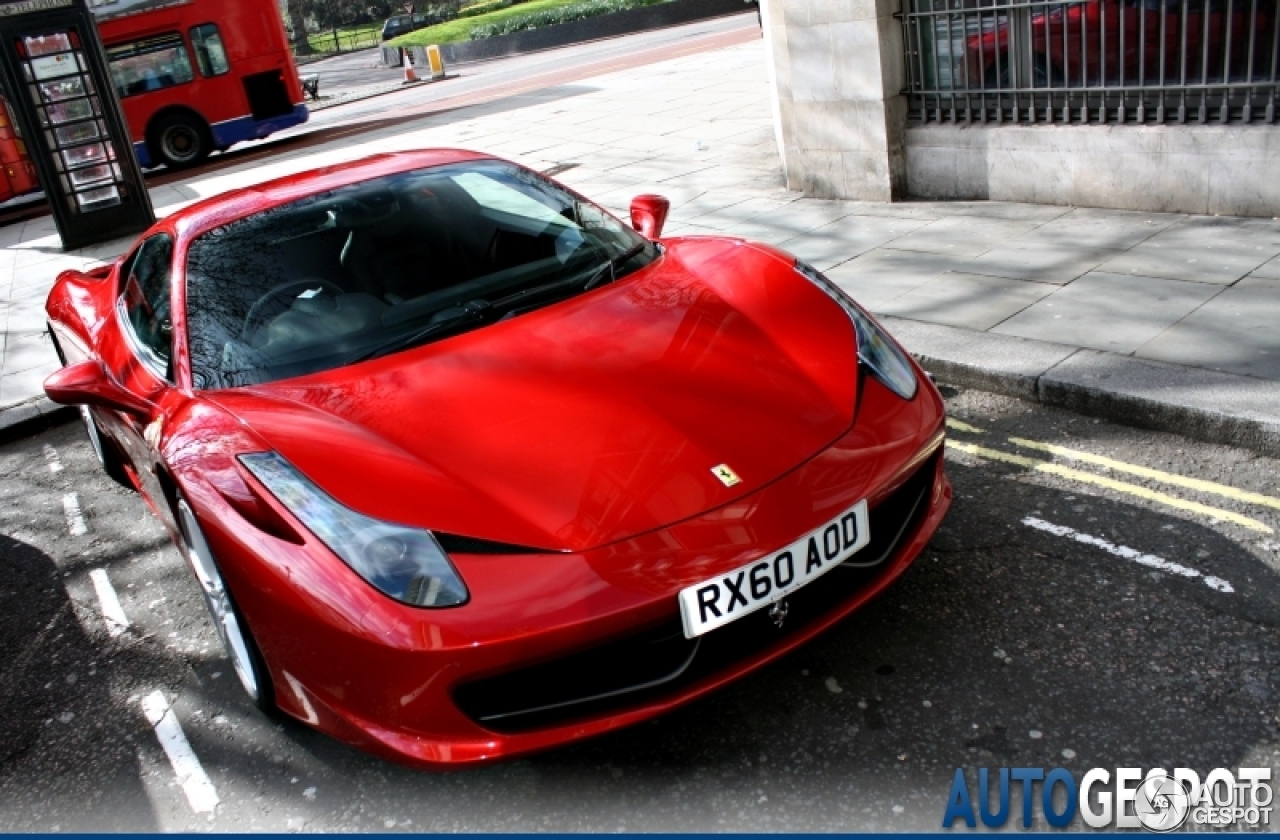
top-left (0, 96), bottom-right (39, 197)
top-left (0, 0), bottom-right (154, 249)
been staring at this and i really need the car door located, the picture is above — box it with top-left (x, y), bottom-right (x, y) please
top-left (99, 232), bottom-right (181, 528)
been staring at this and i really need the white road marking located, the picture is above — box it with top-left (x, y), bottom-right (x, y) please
top-left (43, 444), bottom-right (63, 473)
top-left (61, 493), bottom-right (87, 536)
top-left (140, 691), bottom-right (220, 814)
top-left (1022, 516), bottom-right (1234, 593)
top-left (88, 568), bottom-right (129, 637)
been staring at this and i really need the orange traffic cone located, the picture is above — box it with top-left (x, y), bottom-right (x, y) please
top-left (402, 48), bottom-right (419, 84)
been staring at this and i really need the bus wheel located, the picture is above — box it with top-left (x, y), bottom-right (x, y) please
top-left (150, 113), bottom-right (211, 169)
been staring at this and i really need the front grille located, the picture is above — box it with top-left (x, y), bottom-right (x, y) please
top-left (452, 623), bottom-right (698, 727)
top-left (453, 451), bottom-right (940, 733)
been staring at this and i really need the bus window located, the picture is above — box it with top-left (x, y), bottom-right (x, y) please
top-left (105, 33), bottom-right (193, 98)
top-left (189, 24), bottom-right (228, 78)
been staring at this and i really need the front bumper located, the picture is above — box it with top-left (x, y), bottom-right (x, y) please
top-left (208, 379), bottom-right (952, 770)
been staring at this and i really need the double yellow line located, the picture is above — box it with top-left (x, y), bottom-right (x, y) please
top-left (944, 418), bottom-right (1277, 534)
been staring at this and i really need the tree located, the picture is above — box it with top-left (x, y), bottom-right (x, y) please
top-left (285, 0), bottom-right (314, 56)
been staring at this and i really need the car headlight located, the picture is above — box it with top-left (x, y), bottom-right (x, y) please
top-left (794, 259), bottom-right (918, 401)
top-left (238, 451), bottom-right (468, 608)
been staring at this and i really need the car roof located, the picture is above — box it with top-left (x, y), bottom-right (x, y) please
top-left (167, 149), bottom-right (495, 242)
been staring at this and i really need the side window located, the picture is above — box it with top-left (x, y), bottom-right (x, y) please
top-left (118, 234), bottom-right (174, 377)
top-left (105, 33), bottom-right (194, 99)
top-left (189, 24), bottom-right (228, 78)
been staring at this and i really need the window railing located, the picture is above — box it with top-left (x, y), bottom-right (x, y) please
top-left (902, 0), bottom-right (1280, 124)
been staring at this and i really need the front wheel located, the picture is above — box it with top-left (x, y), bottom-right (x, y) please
top-left (149, 112), bottom-right (211, 170)
top-left (80, 406), bottom-right (134, 491)
top-left (177, 499), bottom-right (274, 712)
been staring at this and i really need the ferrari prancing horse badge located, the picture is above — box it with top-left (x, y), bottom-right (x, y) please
top-left (711, 464), bottom-right (741, 487)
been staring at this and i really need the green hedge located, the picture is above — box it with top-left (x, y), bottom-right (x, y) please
top-left (468, 0), bottom-right (667, 38)
top-left (390, 0), bottom-right (591, 45)
top-left (456, 0), bottom-right (530, 18)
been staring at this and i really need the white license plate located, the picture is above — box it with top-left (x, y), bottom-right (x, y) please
top-left (678, 500), bottom-right (870, 638)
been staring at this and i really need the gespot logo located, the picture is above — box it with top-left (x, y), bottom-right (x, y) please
top-left (942, 766), bottom-right (1273, 831)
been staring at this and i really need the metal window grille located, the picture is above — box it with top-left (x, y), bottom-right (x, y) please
top-left (903, 0), bottom-right (1280, 124)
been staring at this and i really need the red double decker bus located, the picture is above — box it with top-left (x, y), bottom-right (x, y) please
top-left (93, 0), bottom-right (308, 169)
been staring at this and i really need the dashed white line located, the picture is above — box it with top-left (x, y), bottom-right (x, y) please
top-left (61, 493), bottom-right (87, 536)
top-left (1022, 516), bottom-right (1234, 593)
top-left (140, 691), bottom-right (220, 814)
top-left (43, 444), bottom-right (63, 473)
top-left (88, 568), bottom-right (129, 637)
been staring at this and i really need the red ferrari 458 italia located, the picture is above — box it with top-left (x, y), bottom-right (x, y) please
top-left (43, 150), bottom-right (951, 769)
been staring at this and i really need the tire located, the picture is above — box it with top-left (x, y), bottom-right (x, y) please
top-left (80, 405), bottom-right (135, 491)
top-left (177, 499), bottom-right (275, 713)
top-left (148, 112), bottom-right (211, 170)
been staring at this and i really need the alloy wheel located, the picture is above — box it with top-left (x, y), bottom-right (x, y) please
top-left (80, 406), bottom-right (106, 469)
top-left (177, 500), bottom-right (261, 702)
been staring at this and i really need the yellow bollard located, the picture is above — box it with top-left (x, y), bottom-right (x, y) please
top-left (425, 44), bottom-right (446, 80)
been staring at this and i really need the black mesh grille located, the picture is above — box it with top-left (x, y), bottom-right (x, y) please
top-left (453, 450), bottom-right (940, 733)
top-left (436, 533), bottom-right (553, 555)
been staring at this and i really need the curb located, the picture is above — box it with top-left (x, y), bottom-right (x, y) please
top-left (883, 316), bottom-right (1280, 459)
top-left (307, 74), bottom-right (453, 112)
top-left (0, 395), bottom-right (76, 445)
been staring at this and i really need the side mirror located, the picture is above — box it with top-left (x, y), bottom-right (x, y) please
top-left (630, 194), bottom-right (670, 240)
top-left (44, 359), bottom-right (154, 417)
top-left (56, 264), bottom-right (112, 285)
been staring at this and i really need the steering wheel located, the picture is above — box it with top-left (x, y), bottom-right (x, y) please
top-left (242, 278), bottom-right (346, 346)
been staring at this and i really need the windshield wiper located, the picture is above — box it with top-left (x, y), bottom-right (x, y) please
top-left (582, 242), bottom-right (647, 292)
top-left (487, 242), bottom-right (651, 313)
top-left (347, 299), bottom-right (492, 365)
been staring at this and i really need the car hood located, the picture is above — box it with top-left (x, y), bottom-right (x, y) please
top-left (211, 238), bottom-right (858, 552)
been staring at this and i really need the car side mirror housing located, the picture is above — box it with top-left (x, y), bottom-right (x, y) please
top-left (55, 265), bottom-right (112, 287)
top-left (630, 194), bottom-right (670, 240)
top-left (44, 359), bottom-right (154, 417)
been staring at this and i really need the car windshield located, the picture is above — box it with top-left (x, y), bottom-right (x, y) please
top-left (184, 160), bottom-right (657, 389)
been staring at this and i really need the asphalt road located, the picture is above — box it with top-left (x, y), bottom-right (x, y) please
top-left (1, 386), bottom-right (1277, 831)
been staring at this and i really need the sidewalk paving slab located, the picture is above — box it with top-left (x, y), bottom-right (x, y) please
top-left (876, 272), bottom-right (1055, 332)
top-left (1135, 274), bottom-right (1280, 380)
top-left (883, 215), bottom-right (1050, 258)
top-left (778, 215), bottom-right (931, 269)
top-left (824, 249), bottom-right (956, 310)
top-left (1098, 217), bottom-right (1280, 284)
top-left (962, 242), bottom-right (1126, 285)
top-left (990, 272), bottom-right (1223, 353)
top-left (1250, 255), bottom-right (1280, 279)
